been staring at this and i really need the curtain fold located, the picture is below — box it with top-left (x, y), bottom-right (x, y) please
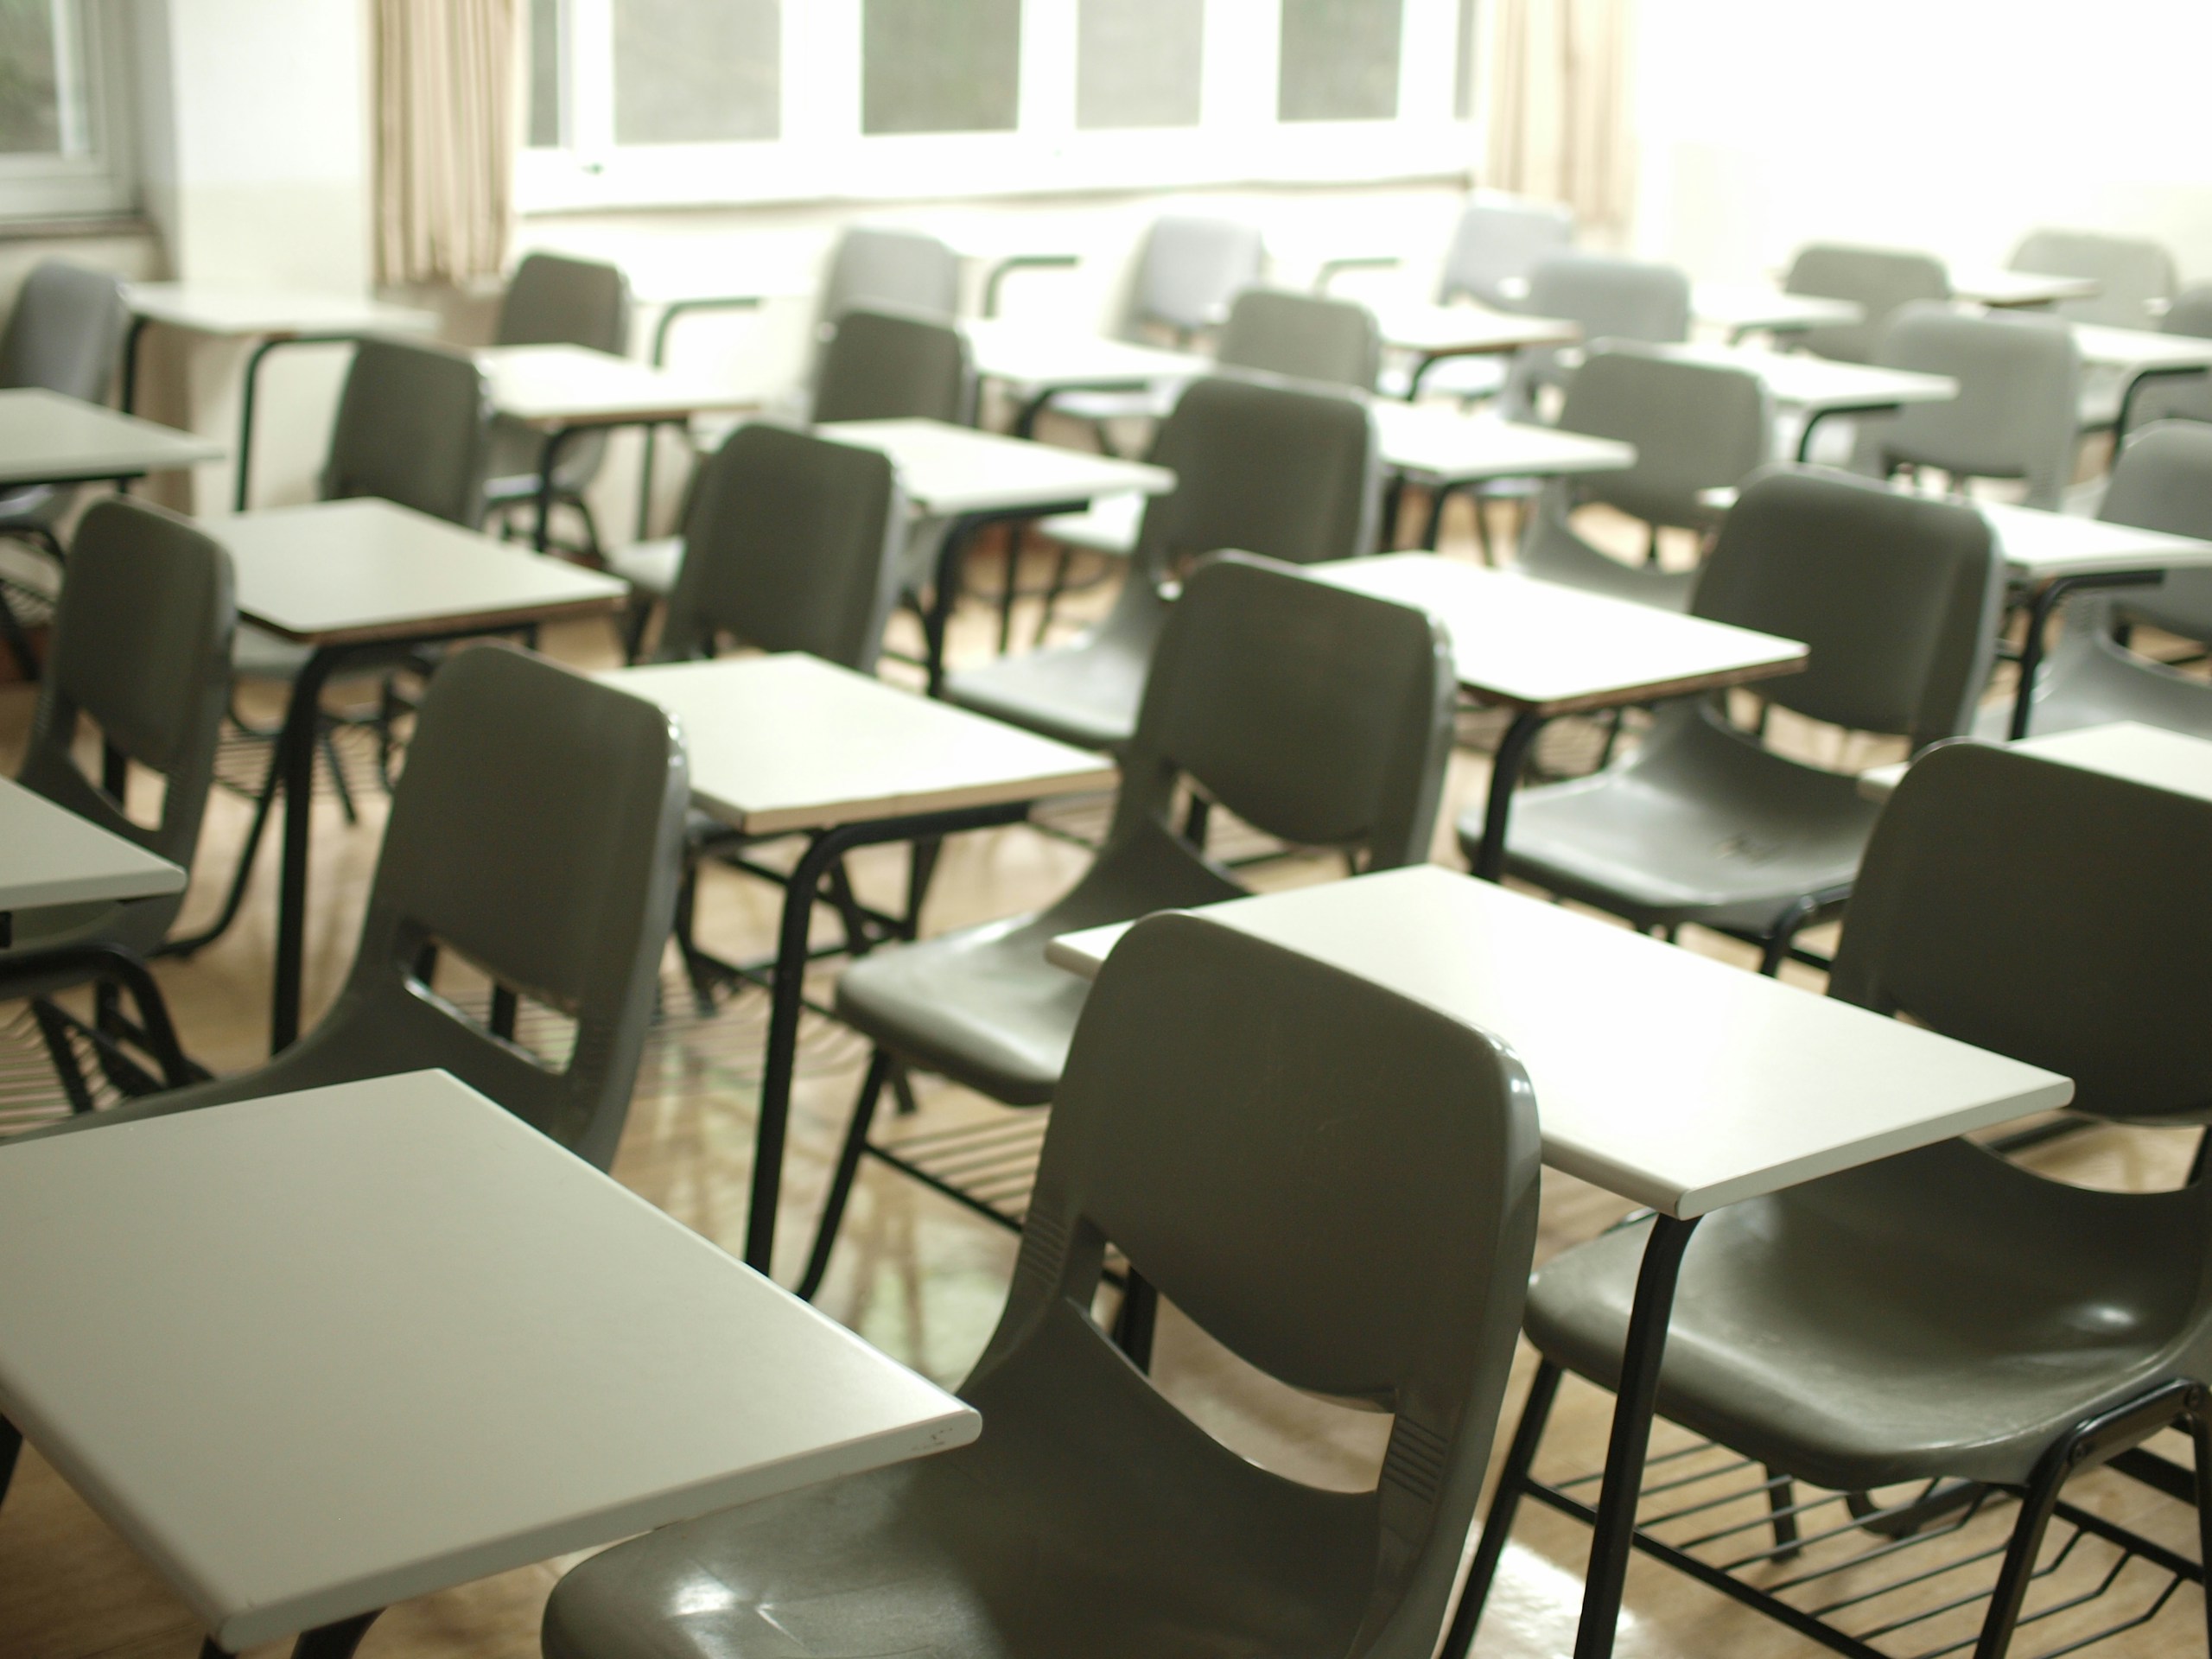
top-left (1484, 0), bottom-right (1636, 240)
top-left (376, 0), bottom-right (521, 288)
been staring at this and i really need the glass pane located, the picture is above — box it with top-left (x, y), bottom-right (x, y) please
top-left (1077, 0), bottom-right (1202, 130)
top-left (527, 0), bottom-right (559, 148)
top-left (861, 0), bottom-right (1020, 136)
top-left (615, 0), bottom-right (779, 145)
top-left (1278, 0), bottom-right (1402, 123)
top-left (1454, 0), bottom-right (1477, 120)
top-left (0, 0), bottom-right (62, 155)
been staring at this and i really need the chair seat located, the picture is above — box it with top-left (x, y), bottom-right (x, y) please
top-left (942, 630), bottom-right (1149, 753)
top-left (232, 622), bottom-right (315, 681)
top-left (606, 535), bottom-right (684, 597)
top-left (1378, 355), bottom-right (1510, 404)
top-left (1035, 493), bottom-right (1142, 559)
top-left (1527, 1139), bottom-right (2204, 1494)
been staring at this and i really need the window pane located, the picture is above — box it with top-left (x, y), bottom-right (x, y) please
top-left (616, 0), bottom-right (779, 145)
top-left (0, 0), bottom-right (62, 155)
top-left (1077, 0), bottom-right (1202, 130)
top-left (861, 0), bottom-right (1020, 136)
top-left (1278, 0), bottom-right (1402, 123)
top-left (527, 0), bottom-right (559, 148)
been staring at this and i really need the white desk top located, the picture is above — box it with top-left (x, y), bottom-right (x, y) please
top-left (1953, 267), bottom-right (2101, 308)
top-left (1047, 866), bottom-right (2070, 1217)
top-left (2068, 322), bottom-right (2212, 373)
top-left (1694, 283), bottom-right (1864, 335)
top-left (0, 1071), bottom-right (977, 1651)
top-left (1375, 302), bottom-right (1582, 359)
top-left (1370, 404), bottom-right (1636, 483)
top-left (1979, 500), bottom-right (2212, 580)
top-left (816, 417), bottom-right (1175, 518)
top-left (478, 343), bottom-right (760, 428)
top-left (1653, 343), bottom-right (1959, 415)
top-left (605, 653), bottom-right (1117, 836)
top-left (1308, 555), bottom-right (1807, 714)
top-left (960, 318), bottom-right (1211, 395)
top-left (125, 283), bottom-right (439, 339)
top-left (0, 777), bottom-right (184, 914)
top-left (207, 499), bottom-right (626, 645)
top-left (1859, 721), bottom-right (2212, 803)
top-left (0, 388), bottom-right (222, 487)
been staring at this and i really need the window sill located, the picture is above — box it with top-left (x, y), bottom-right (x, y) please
top-left (0, 212), bottom-right (154, 243)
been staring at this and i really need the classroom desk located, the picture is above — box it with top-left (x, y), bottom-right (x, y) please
top-left (0, 1069), bottom-right (978, 1659)
top-left (120, 283), bottom-right (440, 511)
top-left (2068, 322), bottom-right (2212, 440)
top-left (1493, 276), bottom-right (1865, 343)
top-left (0, 387), bottom-right (222, 491)
top-left (1859, 721), bottom-right (2212, 803)
top-left (209, 499), bottom-right (626, 1052)
top-left (1649, 342), bottom-right (1959, 461)
top-left (1046, 863), bottom-right (2071, 1659)
top-left (602, 653), bottom-right (1116, 1281)
top-left (959, 318), bottom-right (1213, 437)
top-left (1305, 555), bottom-right (1808, 880)
top-left (1372, 302), bottom-right (1583, 397)
top-left (1951, 267), bottom-right (2101, 309)
top-left (1369, 404), bottom-right (1637, 549)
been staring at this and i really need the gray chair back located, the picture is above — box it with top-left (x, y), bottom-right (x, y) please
top-left (812, 304), bottom-right (976, 426)
top-left (1853, 302), bottom-right (2081, 510)
top-left (1558, 344), bottom-right (1770, 528)
top-left (1693, 466), bottom-right (2003, 752)
top-left (1217, 288), bottom-right (1382, 391)
top-left (0, 260), bottom-right (127, 402)
top-left (821, 226), bottom-right (961, 324)
top-left (2010, 228), bottom-right (2177, 330)
top-left (1526, 251), bottom-right (1691, 346)
top-left (323, 338), bottom-right (493, 526)
top-left (1126, 214), bottom-right (1264, 340)
top-left (1834, 741), bottom-right (2212, 1122)
top-left (1783, 244), bottom-right (1950, 364)
top-left (2101, 421), bottom-right (2212, 643)
top-left (1438, 195), bottom-right (1574, 310)
top-left (497, 252), bottom-right (632, 353)
top-left (658, 423), bottom-right (906, 672)
top-left (975, 909), bottom-right (1538, 1656)
top-left (2126, 284), bottom-right (2212, 429)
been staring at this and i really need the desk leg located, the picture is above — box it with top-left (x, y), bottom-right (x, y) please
top-left (232, 335), bottom-right (321, 513)
top-left (270, 649), bottom-right (338, 1055)
top-left (120, 314), bottom-right (152, 415)
top-left (2009, 571), bottom-right (2163, 741)
top-left (1471, 710), bottom-right (1548, 884)
top-left (201, 1610), bottom-right (381, 1659)
top-left (924, 515), bottom-right (984, 697)
top-left (534, 426), bottom-right (581, 555)
top-left (1573, 1213), bottom-right (1700, 1659)
top-left (1403, 351), bottom-right (1443, 401)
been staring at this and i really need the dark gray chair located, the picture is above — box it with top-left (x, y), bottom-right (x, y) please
top-left (2123, 283), bottom-right (2212, 431)
top-left (1460, 741), bottom-right (2212, 1659)
top-left (545, 909), bottom-right (1540, 1659)
top-left (1496, 251), bottom-right (1692, 422)
top-left (1783, 243), bottom-right (1951, 365)
top-left (806, 553), bottom-right (1456, 1295)
top-left (1469, 465), bottom-right (2004, 974)
top-left (944, 375), bottom-right (1381, 753)
top-left (17, 643), bottom-right (690, 1173)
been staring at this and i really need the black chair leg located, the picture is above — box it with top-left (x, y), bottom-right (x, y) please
top-left (1033, 544), bottom-right (1076, 646)
top-left (798, 1049), bottom-right (894, 1301)
top-left (1444, 1359), bottom-right (1563, 1659)
top-left (1764, 1465), bottom-right (1801, 1559)
top-left (671, 866), bottom-right (718, 1016)
top-left (320, 728), bottom-right (358, 825)
top-left (30, 999), bottom-right (95, 1113)
top-left (1109, 1269), bottom-right (1158, 1370)
top-left (1182, 793), bottom-right (1211, 851)
top-left (0, 1413), bottom-right (20, 1508)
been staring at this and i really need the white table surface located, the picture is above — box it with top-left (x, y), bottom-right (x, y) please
top-left (0, 1071), bottom-right (978, 1651)
top-left (1308, 555), bottom-right (1807, 713)
top-left (959, 318), bottom-right (1211, 396)
top-left (1859, 721), bottom-right (2212, 802)
top-left (0, 777), bottom-right (184, 914)
top-left (815, 416), bottom-right (1175, 518)
top-left (207, 498), bottom-right (627, 644)
top-left (0, 388), bottom-right (223, 487)
top-left (1047, 866), bottom-right (2070, 1217)
top-left (1369, 404), bottom-right (1635, 483)
top-left (1953, 267), bottom-right (2102, 308)
top-left (1693, 283), bottom-right (1864, 335)
top-left (478, 343), bottom-right (760, 428)
top-left (1375, 302), bottom-right (1582, 358)
top-left (1977, 500), bottom-right (2212, 581)
top-left (1652, 342), bottom-right (1959, 415)
top-left (124, 283), bottom-right (439, 338)
top-left (605, 653), bottom-right (1118, 836)
top-left (2067, 322), bottom-right (2212, 374)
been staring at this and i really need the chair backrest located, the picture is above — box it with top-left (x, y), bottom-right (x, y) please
top-left (1832, 741), bottom-right (2212, 1122)
top-left (308, 644), bottom-right (689, 1169)
top-left (1437, 194), bottom-right (1574, 309)
top-left (812, 304), bottom-right (976, 426)
top-left (658, 423), bottom-right (906, 672)
top-left (1783, 243), bottom-right (1950, 364)
top-left (1134, 375), bottom-right (1380, 580)
top-left (2010, 228), bottom-right (2177, 331)
top-left (1691, 466), bottom-right (2003, 751)
top-left (322, 338), bottom-right (494, 525)
top-left (971, 911), bottom-right (1538, 1658)
top-left (1217, 288), bottom-right (1382, 391)
top-left (496, 252), bottom-right (632, 354)
top-left (19, 500), bottom-right (234, 907)
top-left (0, 259), bottom-right (128, 402)
top-left (820, 226), bottom-right (961, 325)
top-left (2100, 421), bottom-right (2212, 642)
top-left (1855, 302), bottom-right (2081, 509)
top-left (2123, 284), bottom-right (2212, 429)
top-left (1126, 214), bottom-right (1265, 340)
top-left (1525, 251), bottom-right (1691, 346)
top-left (1555, 345), bottom-right (1771, 528)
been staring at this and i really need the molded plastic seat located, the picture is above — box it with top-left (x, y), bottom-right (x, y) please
top-left (1850, 302), bottom-right (2082, 510)
top-left (1494, 251), bottom-right (1691, 421)
top-left (545, 909), bottom-right (1540, 1659)
top-left (1783, 244), bottom-right (1950, 365)
top-left (822, 226), bottom-right (962, 322)
top-left (481, 253), bottom-right (633, 550)
top-left (944, 376), bottom-right (1380, 752)
top-left (2010, 228), bottom-right (2176, 332)
top-left (2122, 284), bottom-right (2212, 431)
top-left (1375, 196), bottom-right (1575, 403)
top-left (1471, 466), bottom-right (2003, 971)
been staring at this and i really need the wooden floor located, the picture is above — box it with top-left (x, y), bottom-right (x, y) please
top-left (1, 503), bottom-right (2205, 1659)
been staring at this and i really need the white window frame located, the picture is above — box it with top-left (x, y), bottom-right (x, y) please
top-left (0, 0), bottom-right (136, 220)
top-left (520, 0), bottom-right (1475, 213)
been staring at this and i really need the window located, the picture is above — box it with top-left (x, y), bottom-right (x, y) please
top-left (0, 0), bottom-right (133, 219)
top-left (523, 0), bottom-right (1477, 213)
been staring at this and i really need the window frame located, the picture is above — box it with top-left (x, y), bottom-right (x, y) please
top-left (0, 0), bottom-right (137, 222)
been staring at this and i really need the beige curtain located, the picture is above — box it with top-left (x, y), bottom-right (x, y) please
top-left (1484, 0), bottom-right (1637, 240)
top-left (375, 0), bottom-right (521, 287)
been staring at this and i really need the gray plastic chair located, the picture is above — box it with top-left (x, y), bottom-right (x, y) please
top-left (1463, 741), bottom-right (2212, 1659)
top-left (1469, 465), bottom-right (2004, 973)
top-left (1849, 302), bottom-right (2082, 511)
top-left (1500, 346), bottom-right (1771, 609)
top-left (2123, 283), bottom-right (2212, 430)
top-left (821, 225), bottom-right (962, 323)
top-left (18, 643), bottom-right (690, 1172)
top-left (481, 253), bottom-right (634, 556)
top-left (944, 375), bottom-right (1382, 752)
top-left (811, 303), bottom-right (976, 426)
top-left (2010, 227), bottom-right (2176, 331)
top-left (1783, 243), bottom-right (1951, 365)
top-left (1496, 252), bottom-right (1691, 423)
top-left (1440, 194), bottom-right (1576, 310)
top-left (1217, 288), bottom-right (1383, 391)
top-left (322, 337), bottom-right (495, 526)
top-left (546, 908), bottom-right (1539, 1659)
top-left (807, 554), bottom-right (1455, 1293)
